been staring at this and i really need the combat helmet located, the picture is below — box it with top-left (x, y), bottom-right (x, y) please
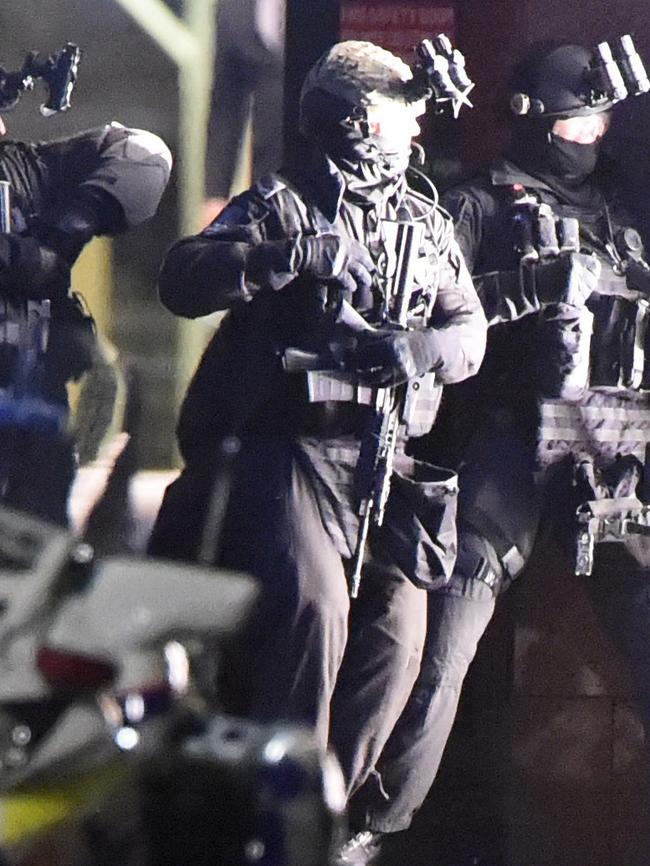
top-left (510, 37), bottom-right (649, 118)
top-left (298, 40), bottom-right (423, 171)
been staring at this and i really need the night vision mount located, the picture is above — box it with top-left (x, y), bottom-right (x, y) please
top-left (593, 35), bottom-right (650, 104)
top-left (0, 42), bottom-right (81, 116)
top-left (511, 34), bottom-right (650, 117)
top-left (408, 34), bottom-right (474, 118)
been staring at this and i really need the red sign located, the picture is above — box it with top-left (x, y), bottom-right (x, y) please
top-left (340, 3), bottom-right (456, 61)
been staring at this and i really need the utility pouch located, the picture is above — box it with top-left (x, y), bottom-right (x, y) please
top-left (589, 294), bottom-right (650, 390)
top-left (369, 457), bottom-right (458, 590)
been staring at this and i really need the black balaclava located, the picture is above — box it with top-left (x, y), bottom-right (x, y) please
top-left (546, 133), bottom-right (601, 182)
top-left (508, 117), bottom-right (605, 208)
top-left (506, 43), bottom-right (615, 207)
top-left (300, 87), bottom-right (412, 195)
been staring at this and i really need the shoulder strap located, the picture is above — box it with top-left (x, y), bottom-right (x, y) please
top-left (256, 172), bottom-right (334, 236)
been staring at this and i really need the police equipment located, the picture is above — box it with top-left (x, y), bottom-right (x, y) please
top-left (596, 34), bottom-right (650, 104)
top-left (510, 185), bottom-right (581, 264)
top-left (283, 221), bottom-right (430, 598)
top-left (348, 220), bottom-right (426, 598)
top-left (0, 42), bottom-right (81, 115)
top-left (0, 180), bottom-right (62, 435)
top-left (575, 495), bottom-right (650, 576)
top-left (510, 34), bottom-right (649, 117)
top-left (408, 34), bottom-right (474, 117)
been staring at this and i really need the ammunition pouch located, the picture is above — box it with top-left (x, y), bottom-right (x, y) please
top-left (481, 265), bottom-right (650, 394)
top-left (368, 458), bottom-right (459, 591)
top-left (589, 293), bottom-right (650, 391)
top-left (475, 261), bottom-right (583, 326)
top-left (474, 269), bottom-right (540, 325)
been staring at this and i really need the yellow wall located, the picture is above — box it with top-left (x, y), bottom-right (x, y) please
top-left (71, 237), bottom-right (113, 334)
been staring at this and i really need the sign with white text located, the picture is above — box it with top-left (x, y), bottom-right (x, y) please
top-left (340, 3), bottom-right (456, 60)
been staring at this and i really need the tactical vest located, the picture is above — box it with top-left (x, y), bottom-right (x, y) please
top-left (0, 144), bottom-right (95, 403)
top-left (518, 195), bottom-right (650, 467)
top-left (259, 174), bottom-right (446, 438)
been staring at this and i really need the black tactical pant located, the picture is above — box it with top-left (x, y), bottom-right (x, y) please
top-left (355, 559), bottom-right (498, 832)
top-left (348, 438), bottom-right (650, 834)
top-left (150, 434), bottom-right (428, 793)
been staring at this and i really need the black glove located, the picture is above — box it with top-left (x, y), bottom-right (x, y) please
top-left (294, 233), bottom-right (375, 297)
top-left (0, 234), bottom-right (71, 300)
top-left (245, 232), bottom-right (375, 299)
top-left (533, 251), bottom-right (601, 309)
top-left (625, 257), bottom-right (650, 295)
top-left (347, 327), bottom-right (441, 387)
top-left (575, 454), bottom-right (642, 501)
top-left (35, 189), bottom-right (113, 265)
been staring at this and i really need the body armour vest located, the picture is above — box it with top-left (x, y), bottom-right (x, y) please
top-left (514, 189), bottom-right (650, 468)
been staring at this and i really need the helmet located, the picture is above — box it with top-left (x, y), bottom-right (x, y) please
top-left (298, 40), bottom-right (422, 172)
top-left (299, 40), bottom-right (414, 136)
top-left (509, 44), bottom-right (613, 118)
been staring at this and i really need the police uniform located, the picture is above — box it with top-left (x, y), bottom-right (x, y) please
top-left (0, 123), bottom-right (171, 523)
top-left (351, 44), bottom-right (650, 844)
top-left (149, 140), bottom-right (486, 793)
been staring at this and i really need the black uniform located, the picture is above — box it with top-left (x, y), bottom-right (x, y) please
top-left (349, 150), bottom-right (650, 835)
top-left (149, 146), bottom-right (487, 797)
top-left (0, 123), bottom-right (171, 523)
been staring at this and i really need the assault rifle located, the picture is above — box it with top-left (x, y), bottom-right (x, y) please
top-left (347, 221), bottom-right (425, 597)
top-left (283, 222), bottom-right (429, 597)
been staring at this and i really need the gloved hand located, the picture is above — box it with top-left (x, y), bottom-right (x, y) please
top-left (35, 188), bottom-right (114, 265)
top-left (1, 234), bottom-right (71, 299)
top-left (347, 327), bottom-right (440, 387)
top-left (575, 454), bottom-right (642, 501)
top-left (245, 232), bottom-right (375, 300)
top-left (534, 251), bottom-right (601, 309)
top-left (293, 233), bottom-right (375, 296)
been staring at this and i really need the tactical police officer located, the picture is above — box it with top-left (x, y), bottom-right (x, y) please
top-left (149, 38), bottom-right (486, 851)
top-left (0, 52), bottom-right (172, 525)
top-left (342, 38), bottom-right (650, 864)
